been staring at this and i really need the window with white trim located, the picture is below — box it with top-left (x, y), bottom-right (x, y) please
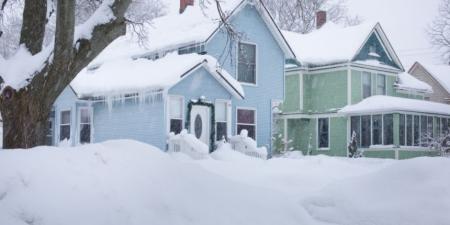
top-left (60, 110), bottom-right (71, 141)
top-left (372, 115), bottom-right (382, 145)
top-left (215, 101), bottom-right (229, 141)
top-left (318, 118), bottom-right (329, 149)
top-left (46, 111), bottom-right (55, 146)
top-left (79, 108), bottom-right (91, 144)
top-left (169, 96), bottom-right (183, 134)
top-left (362, 72), bottom-right (372, 99)
top-left (237, 108), bottom-right (256, 140)
top-left (238, 42), bottom-right (256, 84)
top-left (376, 74), bottom-right (386, 95)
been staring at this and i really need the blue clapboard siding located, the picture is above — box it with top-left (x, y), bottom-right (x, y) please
top-left (206, 4), bottom-right (286, 151)
top-left (92, 96), bottom-right (166, 150)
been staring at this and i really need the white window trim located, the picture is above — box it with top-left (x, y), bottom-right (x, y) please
top-left (316, 117), bottom-right (330, 150)
top-left (215, 99), bottom-right (231, 141)
top-left (166, 95), bottom-right (185, 134)
top-left (76, 106), bottom-right (93, 145)
top-left (235, 107), bottom-right (257, 141)
top-left (236, 41), bottom-right (258, 86)
top-left (58, 109), bottom-right (72, 143)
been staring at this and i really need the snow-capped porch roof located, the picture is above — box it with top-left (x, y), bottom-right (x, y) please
top-left (396, 72), bottom-right (433, 94)
top-left (70, 53), bottom-right (244, 99)
top-left (339, 95), bottom-right (450, 116)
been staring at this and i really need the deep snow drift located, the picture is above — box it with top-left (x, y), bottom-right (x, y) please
top-left (1, 140), bottom-right (449, 225)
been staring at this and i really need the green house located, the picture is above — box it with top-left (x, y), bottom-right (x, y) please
top-left (279, 22), bottom-right (450, 159)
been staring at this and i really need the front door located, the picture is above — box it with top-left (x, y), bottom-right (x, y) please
top-left (190, 105), bottom-right (210, 147)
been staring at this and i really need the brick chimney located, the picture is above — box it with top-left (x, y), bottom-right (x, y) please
top-left (316, 10), bottom-right (327, 29)
top-left (180, 0), bottom-right (194, 14)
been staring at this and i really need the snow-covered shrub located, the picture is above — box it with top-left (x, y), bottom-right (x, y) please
top-left (167, 130), bottom-right (209, 159)
top-left (229, 130), bottom-right (268, 159)
top-left (348, 131), bottom-right (364, 158)
top-left (271, 133), bottom-right (293, 156)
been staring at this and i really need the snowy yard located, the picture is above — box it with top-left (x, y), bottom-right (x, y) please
top-left (0, 140), bottom-right (449, 225)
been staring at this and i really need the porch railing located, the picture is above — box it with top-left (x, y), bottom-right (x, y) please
top-left (167, 130), bottom-right (209, 159)
top-left (228, 130), bottom-right (268, 159)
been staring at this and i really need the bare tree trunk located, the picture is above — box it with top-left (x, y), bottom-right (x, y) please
top-left (0, 0), bottom-right (131, 149)
top-left (20, 0), bottom-right (47, 55)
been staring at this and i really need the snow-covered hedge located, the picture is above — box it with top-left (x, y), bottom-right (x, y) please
top-left (228, 130), bottom-right (268, 159)
top-left (167, 130), bottom-right (209, 159)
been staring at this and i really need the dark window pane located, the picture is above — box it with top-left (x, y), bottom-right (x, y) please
top-left (361, 115), bottom-right (371, 147)
top-left (414, 116), bottom-right (420, 146)
top-left (216, 122), bottom-right (227, 141)
top-left (238, 42), bottom-right (256, 84)
top-left (421, 116), bottom-right (428, 146)
top-left (436, 117), bottom-right (441, 136)
top-left (80, 108), bottom-right (90, 123)
top-left (383, 114), bottom-right (393, 145)
top-left (406, 115), bottom-right (413, 146)
top-left (318, 118), bottom-right (329, 148)
top-left (237, 109), bottom-right (255, 124)
top-left (80, 124), bottom-right (91, 144)
top-left (427, 116), bottom-right (433, 138)
top-left (170, 119), bottom-right (182, 134)
top-left (362, 72), bottom-right (372, 99)
top-left (377, 74), bottom-right (386, 95)
top-left (194, 114), bottom-right (202, 139)
top-left (350, 116), bottom-right (361, 147)
top-left (372, 115), bottom-right (382, 145)
top-left (237, 125), bottom-right (255, 140)
top-left (442, 118), bottom-right (449, 134)
top-left (399, 114), bottom-right (405, 146)
top-left (46, 119), bottom-right (53, 146)
top-left (61, 111), bottom-right (71, 124)
top-left (60, 125), bottom-right (70, 141)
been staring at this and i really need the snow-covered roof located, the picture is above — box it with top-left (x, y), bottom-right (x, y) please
top-left (396, 72), bottom-right (433, 94)
top-left (419, 63), bottom-right (450, 94)
top-left (91, 0), bottom-right (294, 66)
top-left (70, 53), bottom-right (244, 99)
top-left (339, 95), bottom-right (450, 116)
top-left (283, 22), bottom-right (403, 70)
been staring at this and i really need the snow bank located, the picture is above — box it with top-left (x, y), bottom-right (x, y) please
top-left (0, 140), bottom-right (309, 225)
top-left (397, 71), bottom-right (433, 93)
top-left (70, 53), bottom-right (244, 99)
top-left (167, 130), bottom-right (209, 159)
top-left (228, 130), bottom-right (268, 159)
top-left (339, 95), bottom-right (450, 115)
top-left (303, 157), bottom-right (450, 225)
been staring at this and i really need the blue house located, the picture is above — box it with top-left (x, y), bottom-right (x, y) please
top-left (49, 0), bottom-right (295, 153)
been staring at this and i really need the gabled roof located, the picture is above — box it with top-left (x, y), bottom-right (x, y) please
top-left (396, 72), bottom-right (433, 94)
top-left (410, 62), bottom-right (450, 94)
top-left (70, 53), bottom-right (244, 99)
top-left (339, 95), bottom-right (450, 116)
top-left (90, 0), bottom-right (294, 66)
top-left (282, 22), bottom-right (404, 70)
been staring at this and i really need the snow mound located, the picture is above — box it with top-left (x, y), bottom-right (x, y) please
top-left (0, 140), bottom-right (309, 225)
top-left (397, 72), bottom-right (433, 93)
top-left (303, 157), bottom-right (450, 225)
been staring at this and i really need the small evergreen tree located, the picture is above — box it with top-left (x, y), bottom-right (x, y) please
top-left (348, 131), bottom-right (363, 158)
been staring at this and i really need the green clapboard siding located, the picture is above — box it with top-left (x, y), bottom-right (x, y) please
top-left (284, 74), bottom-right (300, 112)
top-left (303, 70), bottom-right (347, 113)
top-left (386, 75), bottom-right (396, 96)
top-left (351, 70), bottom-right (362, 104)
top-left (287, 118), bottom-right (313, 154)
top-left (398, 150), bottom-right (439, 159)
top-left (363, 150), bottom-right (396, 159)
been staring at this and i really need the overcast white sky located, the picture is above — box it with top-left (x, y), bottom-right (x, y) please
top-left (346, 0), bottom-right (444, 69)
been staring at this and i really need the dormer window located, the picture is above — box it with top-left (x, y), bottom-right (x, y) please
top-left (368, 45), bottom-right (380, 58)
top-left (238, 42), bottom-right (257, 84)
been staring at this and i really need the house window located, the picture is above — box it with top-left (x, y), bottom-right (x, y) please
top-left (377, 74), bottom-right (386, 95)
top-left (413, 115), bottom-right (420, 146)
top-left (399, 114), bottom-right (405, 146)
top-left (317, 118), bottom-right (329, 149)
top-left (79, 108), bottom-right (91, 144)
top-left (372, 115), bottom-right (382, 145)
top-left (60, 110), bottom-right (71, 141)
top-left (46, 111), bottom-right (55, 146)
top-left (427, 116), bottom-right (434, 138)
top-left (238, 42), bottom-right (256, 84)
top-left (442, 118), bottom-right (449, 135)
top-left (362, 72), bottom-right (372, 99)
top-left (350, 116), bottom-right (361, 147)
top-left (361, 115), bottom-right (371, 148)
top-left (237, 108), bottom-right (256, 140)
top-left (406, 115), bottom-right (413, 146)
top-left (215, 101), bottom-right (229, 141)
top-left (383, 114), bottom-right (393, 145)
top-left (421, 116), bottom-right (428, 146)
top-left (169, 96), bottom-right (183, 134)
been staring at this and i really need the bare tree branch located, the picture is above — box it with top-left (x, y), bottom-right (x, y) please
top-left (54, 0), bottom-right (74, 63)
top-left (428, 0), bottom-right (450, 63)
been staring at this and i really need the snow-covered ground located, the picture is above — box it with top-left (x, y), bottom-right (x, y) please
top-left (0, 140), bottom-right (449, 225)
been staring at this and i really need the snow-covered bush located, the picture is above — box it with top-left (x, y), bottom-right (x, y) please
top-left (348, 131), bottom-right (364, 158)
top-left (229, 130), bottom-right (268, 159)
top-left (167, 130), bottom-right (209, 159)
